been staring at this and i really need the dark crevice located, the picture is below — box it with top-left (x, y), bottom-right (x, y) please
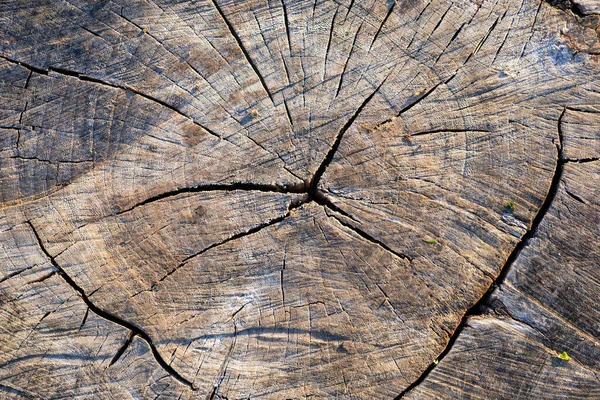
top-left (394, 108), bottom-right (569, 399)
top-left (26, 270), bottom-right (58, 285)
top-left (373, 80), bottom-right (445, 131)
top-left (344, 0), bottom-right (356, 22)
top-left (280, 0), bottom-right (293, 56)
top-left (409, 128), bottom-right (490, 137)
top-left (10, 155), bottom-right (93, 165)
top-left (565, 189), bottom-right (586, 204)
top-left (178, 208), bottom-right (295, 267)
top-left (282, 96), bottom-right (294, 129)
top-left (227, 302), bottom-right (251, 323)
top-left (209, 0), bottom-right (274, 104)
top-left (323, 6), bottom-right (339, 79)
top-left (24, 220), bottom-right (196, 390)
top-left (80, 26), bottom-right (103, 38)
top-left (430, 4), bottom-right (453, 37)
top-left (79, 307), bottom-right (90, 332)
top-left (467, 15), bottom-right (501, 63)
top-left (308, 77), bottom-right (387, 200)
top-left (369, 1), bottom-right (396, 51)
top-left (0, 55), bottom-right (46, 75)
top-left (520, 1), bottom-right (543, 59)
top-left (564, 157), bottom-right (599, 163)
top-left (314, 191), bottom-right (360, 223)
top-left (544, 0), bottom-right (587, 18)
top-left (280, 253), bottom-right (287, 306)
top-left (436, 22), bottom-right (465, 63)
top-left (326, 209), bottom-right (413, 262)
top-left (489, 7), bottom-right (513, 62)
top-left (0, 266), bottom-right (38, 285)
top-left (115, 182), bottom-right (307, 216)
top-left (23, 70), bottom-right (33, 89)
top-left (109, 331), bottom-right (136, 367)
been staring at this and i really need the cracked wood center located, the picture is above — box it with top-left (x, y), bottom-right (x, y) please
top-left (1, 0), bottom-right (600, 399)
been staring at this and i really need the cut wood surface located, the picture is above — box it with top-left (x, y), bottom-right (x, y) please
top-left (0, 0), bottom-right (599, 398)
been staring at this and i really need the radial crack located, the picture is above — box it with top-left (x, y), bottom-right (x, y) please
top-left (0, 55), bottom-right (226, 143)
top-left (335, 23), bottom-right (363, 98)
top-left (115, 182), bottom-right (307, 216)
top-left (24, 220), bottom-right (196, 390)
top-left (320, 197), bottom-right (412, 262)
top-left (131, 200), bottom-right (305, 299)
top-left (209, 0), bottom-right (275, 104)
top-left (207, 322), bottom-right (237, 399)
top-left (309, 76), bottom-right (388, 198)
top-left (369, 1), bottom-right (396, 51)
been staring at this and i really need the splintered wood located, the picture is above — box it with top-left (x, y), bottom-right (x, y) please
top-left (0, 0), bottom-right (599, 398)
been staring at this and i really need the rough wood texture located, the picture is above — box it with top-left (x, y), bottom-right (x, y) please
top-left (0, 0), bottom-right (599, 398)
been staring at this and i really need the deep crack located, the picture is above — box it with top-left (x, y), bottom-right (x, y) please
top-left (115, 182), bottom-right (307, 216)
top-left (24, 220), bottom-right (196, 390)
top-left (308, 77), bottom-right (388, 200)
top-left (393, 107), bottom-right (569, 399)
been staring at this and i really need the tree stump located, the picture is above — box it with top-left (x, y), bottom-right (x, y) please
top-left (0, 0), bottom-right (599, 398)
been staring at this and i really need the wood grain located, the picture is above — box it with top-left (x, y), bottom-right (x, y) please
top-left (0, 0), bottom-right (599, 398)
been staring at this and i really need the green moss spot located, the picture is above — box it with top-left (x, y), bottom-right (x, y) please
top-left (557, 351), bottom-right (571, 361)
top-left (504, 201), bottom-right (516, 213)
top-left (424, 238), bottom-right (437, 244)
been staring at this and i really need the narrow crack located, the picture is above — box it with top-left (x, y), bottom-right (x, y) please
top-left (372, 79), bottom-right (446, 132)
top-left (79, 307), bottom-right (90, 332)
top-left (209, 0), bottom-right (274, 104)
top-left (335, 23), bottom-right (363, 98)
top-left (280, 0), bottom-right (293, 56)
top-left (563, 157), bottom-right (599, 163)
top-left (324, 6), bottom-right (339, 80)
top-left (130, 199), bottom-right (306, 299)
top-left (409, 128), bottom-right (490, 137)
top-left (109, 331), bottom-right (136, 367)
top-left (323, 202), bottom-right (413, 262)
top-left (565, 189), bottom-right (586, 204)
top-left (208, 322), bottom-right (237, 400)
top-left (369, 1), bottom-right (396, 51)
top-left (0, 55), bottom-right (225, 142)
top-left (24, 220), bottom-right (196, 390)
top-left (10, 155), bottom-right (93, 165)
top-left (393, 108), bottom-right (569, 399)
top-left (0, 384), bottom-right (37, 399)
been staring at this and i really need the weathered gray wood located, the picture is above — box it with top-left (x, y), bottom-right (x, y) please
top-left (0, 0), bottom-right (599, 398)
